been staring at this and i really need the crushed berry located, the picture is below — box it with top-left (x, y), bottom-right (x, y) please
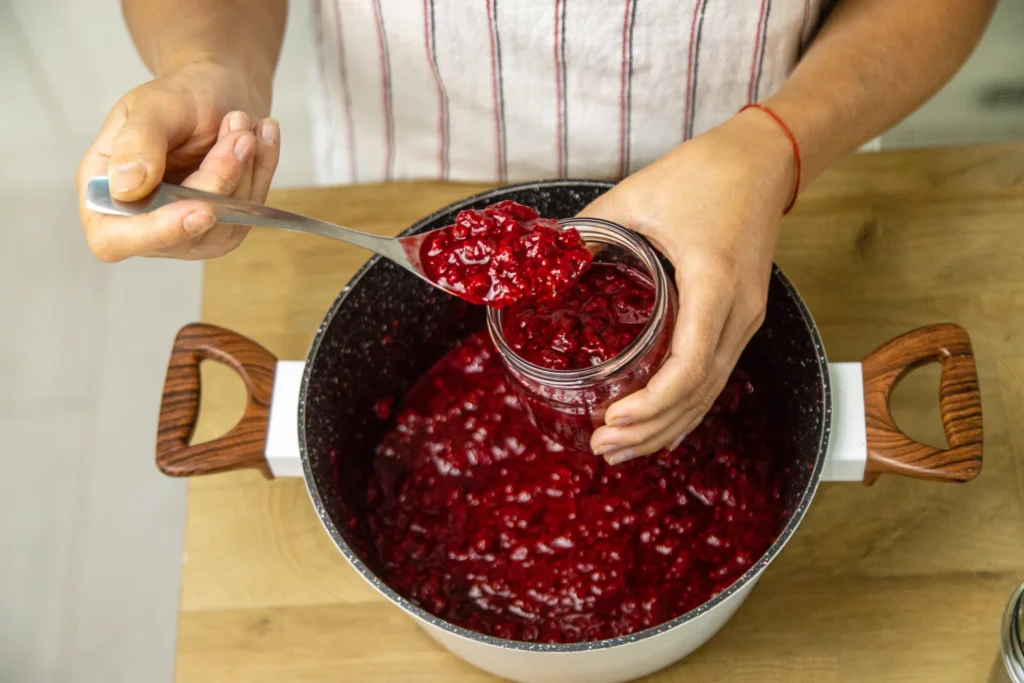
top-left (365, 329), bottom-right (785, 644)
top-left (417, 200), bottom-right (592, 308)
top-left (373, 396), bottom-right (394, 421)
top-left (502, 262), bottom-right (655, 370)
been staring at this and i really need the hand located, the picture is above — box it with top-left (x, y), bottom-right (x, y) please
top-left (584, 110), bottom-right (796, 464)
top-left (76, 61), bottom-right (280, 261)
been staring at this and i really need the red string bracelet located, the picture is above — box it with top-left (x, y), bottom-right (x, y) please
top-left (739, 103), bottom-right (801, 214)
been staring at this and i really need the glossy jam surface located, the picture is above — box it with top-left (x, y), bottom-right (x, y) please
top-left (418, 201), bottom-right (592, 308)
top-left (496, 260), bottom-right (670, 450)
top-left (502, 262), bottom-right (655, 370)
top-left (366, 329), bottom-right (785, 644)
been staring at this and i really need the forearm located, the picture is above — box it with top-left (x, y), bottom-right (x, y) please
top-left (764, 0), bottom-right (996, 188)
top-left (122, 0), bottom-right (287, 107)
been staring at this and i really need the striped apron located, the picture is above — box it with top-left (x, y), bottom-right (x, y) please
top-left (310, 0), bottom-right (830, 185)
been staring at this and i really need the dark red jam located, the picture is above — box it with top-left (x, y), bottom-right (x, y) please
top-left (418, 200), bottom-right (592, 308)
top-left (367, 329), bottom-right (785, 644)
top-left (502, 262), bottom-right (655, 370)
top-left (496, 259), bottom-right (671, 450)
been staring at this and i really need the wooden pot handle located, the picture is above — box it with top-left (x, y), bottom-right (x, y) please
top-left (156, 323), bottom-right (277, 479)
top-left (862, 323), bottom-right (983, 485)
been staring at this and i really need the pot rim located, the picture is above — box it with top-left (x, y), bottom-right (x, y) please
top-left (298, 179), bottom-right (832, 652)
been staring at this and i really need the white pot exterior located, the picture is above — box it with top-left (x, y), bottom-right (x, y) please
top-left (414, 576), bottom-right (760, 683)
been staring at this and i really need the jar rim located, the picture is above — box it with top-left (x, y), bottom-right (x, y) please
top-left (485, 217), bottom-right (670, 389)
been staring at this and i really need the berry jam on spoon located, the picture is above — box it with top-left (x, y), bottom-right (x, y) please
top-left (86, 179), bottom-right (590, 308)
top-left (415, 200), bottom-right (593, 308)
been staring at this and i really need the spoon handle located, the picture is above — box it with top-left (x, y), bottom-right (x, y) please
top-left (85, 177), bottom-right (407, 261)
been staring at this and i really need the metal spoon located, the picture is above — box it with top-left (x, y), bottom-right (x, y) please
top-left (86, 176), bottom-right (447, 291)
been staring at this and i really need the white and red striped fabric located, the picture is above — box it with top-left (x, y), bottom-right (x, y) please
top-left (310, 0), bottom-right (829, 185)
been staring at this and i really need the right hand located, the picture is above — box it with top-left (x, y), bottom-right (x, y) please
top-left (77, 61), bottom-right (280, 262)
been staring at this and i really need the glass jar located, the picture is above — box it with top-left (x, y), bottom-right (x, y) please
top-left (486, 218), bottom-right (677, 451)
top-left (990, 579), bottom-right (1024, 683)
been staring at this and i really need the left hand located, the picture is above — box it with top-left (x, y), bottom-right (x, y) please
top-left (584, 110), bottom-right (796, 464)
top-left (76, 62), bottom-right (280, 262)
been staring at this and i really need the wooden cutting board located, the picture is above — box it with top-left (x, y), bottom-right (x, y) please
top-left (176, 144), bottom-right (1024, 682)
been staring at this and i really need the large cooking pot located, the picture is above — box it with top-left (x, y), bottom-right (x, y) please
top-left (156, 181), bottom-right (983, 683)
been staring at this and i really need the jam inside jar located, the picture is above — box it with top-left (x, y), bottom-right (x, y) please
top-left (486, 219), bottom-right (677, 451)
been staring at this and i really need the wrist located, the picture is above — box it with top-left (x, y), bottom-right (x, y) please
top-left (165, 58), bottom-right (273, 118)
top-left (158, 47), bottom-right (273, 109)
top-left (714, 109), bottom-right (799, 214)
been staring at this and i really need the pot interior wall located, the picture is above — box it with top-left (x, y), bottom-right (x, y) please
top-left (302, 182), bottom-right (826, 584)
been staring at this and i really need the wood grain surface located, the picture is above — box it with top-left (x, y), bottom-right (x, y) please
top-left (176, 145), bottom-right (1024, 682)
top-left (861, 323), bottom-right (983, 484)
top-left (157, 323), bottom-right (277, 478)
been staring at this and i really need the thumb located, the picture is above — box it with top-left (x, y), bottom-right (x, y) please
top-left (575, 189), bottom-right (664, 257)
top-left (577, 189), bottom-right (672, 257)
top-left (577, 192), bottom-right (629, 224)
top-left (107, 89), bottom-right (192, 201)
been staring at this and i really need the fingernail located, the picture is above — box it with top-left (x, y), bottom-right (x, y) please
top-left (111, 161), bottom-right (146, 194)
top-left (668, 433), bottom-right (687, 452)
top-left (594, 444), bottom-right (620, 457)
top-left (260, 118), bottom-right (279, 145)
top-left (608, 416), bottom-right (633, 427)
top-left (605, 449), bottom-right (639, 466)
top-left (183, 211), bottom-right (216, 236)
top-left (234, 135), bottom-right (255, 162)
top-left (229, 111), bottom-right (249, 132)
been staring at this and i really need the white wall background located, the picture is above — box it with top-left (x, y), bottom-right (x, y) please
top-left (0, 2), bottom-right (314, 682)
top-left (0, 1), bottom-right (1021, 682)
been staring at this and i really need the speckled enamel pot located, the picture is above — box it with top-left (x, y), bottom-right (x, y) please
top-left (158, 180), bottom-right (982, 683)
top-left (299, 181), bottom-right (830, 683)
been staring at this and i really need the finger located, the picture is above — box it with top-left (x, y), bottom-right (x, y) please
top-left (658, 363), bottom-right (733, 454)
top-left (148, 222), bottom-right (252, 261)
top-left (155, 113), bottom-right (255, 255)
top-left (235, 144), bottom-right (255, 200)
top-left (231, 112), bottom-right (256, 200)
top-left (670, 297), bottom-right (765, 429)
top-left (249, 118), bottom-right (281, 202)
top-left (575, 191), bottom-right (674, 255)
top-left (603, 410), bottom-right (697, 465)
top-left (79, 103), bottom-right (177, 261)
top-left (81, 115), bottom-right (253, 262)
top-left (665, 293), bottom-right (765, 433)
top-left (714, 293), bottom-right (765, 376)
top-left (591, 406), bottom-right (684, 458)
top-left (131, 112), bottom-right (253, 258)
top-left (592, 337), bottom-right (737, 461)
top-left (610, 304), bottom-right (764, 460)
top-left (156, 109), bottom-right (241, 186)
top-left (107, 90), bottom-right (194, 201)
top-left (576, 192), bottom-right (628, 224)
top-left (180, 122), bottom-right (256, 198)
top-left (77, 103), bottom-right (130, 184)
top-left (78, 106), bottom-right (130, 242)
top-left (216, 111), bottom-right (256, 199)
top-left (600, 358), bottom-right (736, 466)
top-left (82, 200), bottom-right (217, 263)
top-left (603, 276), bottom-right (730, 427)
top-left (217, 110), bottom-right (240, 138)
